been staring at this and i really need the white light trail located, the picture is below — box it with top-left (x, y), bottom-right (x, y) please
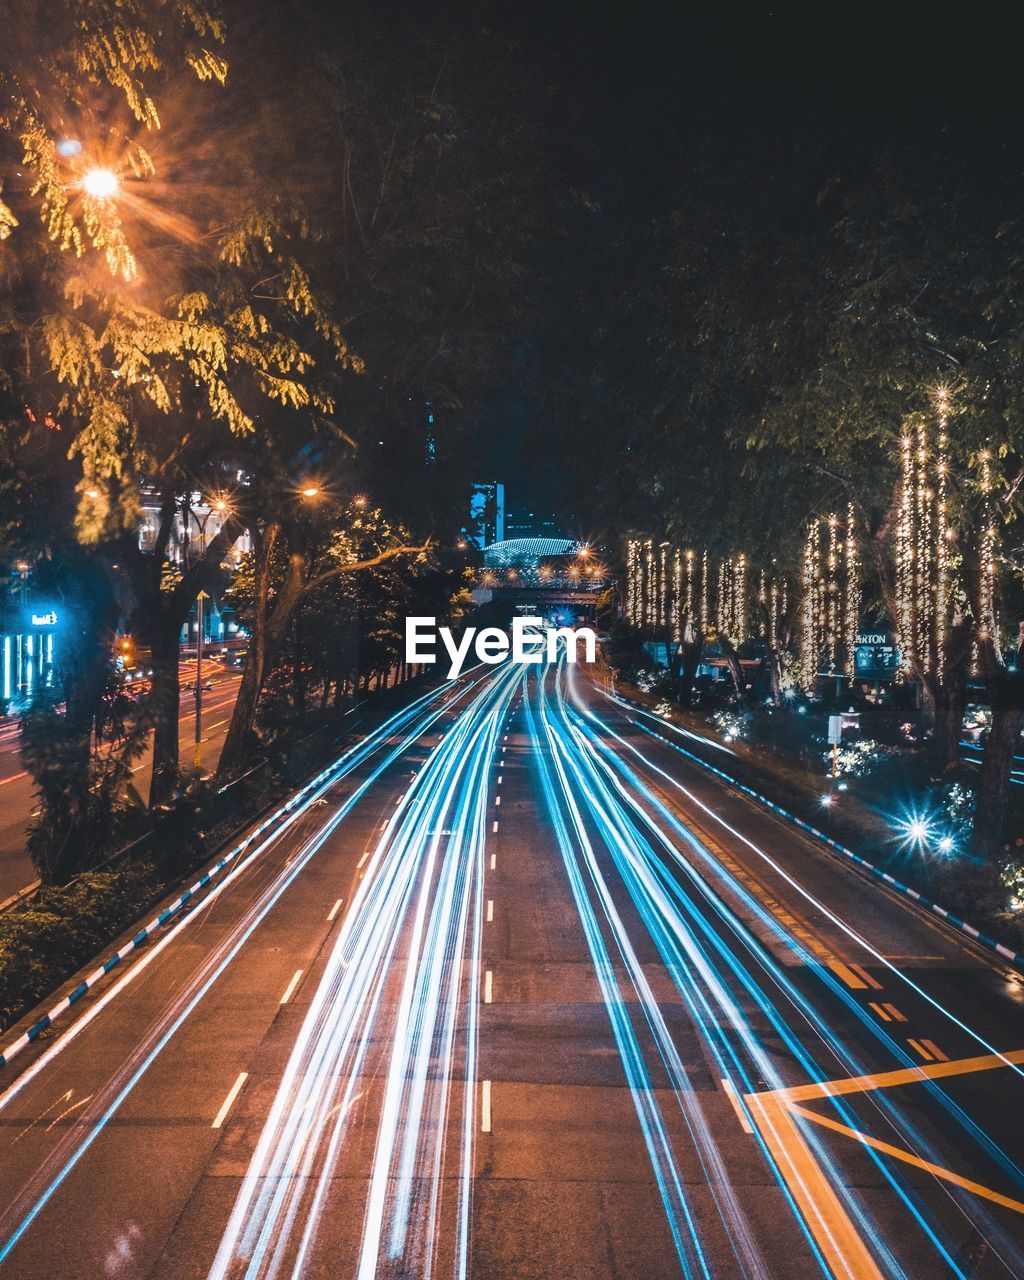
top-left (207, 663), bottom-right (520, 1280)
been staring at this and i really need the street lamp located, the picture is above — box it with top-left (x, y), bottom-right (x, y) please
top-left (82, 168), bottom-right (119, 199)
top-left (301, 485), bottom-right (320, 499)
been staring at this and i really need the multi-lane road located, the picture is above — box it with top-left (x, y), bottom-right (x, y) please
top-left (0, 660), bottom-right (242, 903)
top-left (0, 659), bottom-right (1022, 1278)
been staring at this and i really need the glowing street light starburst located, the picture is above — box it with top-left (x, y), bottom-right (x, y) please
top-left (82, 167), bottom-right (119, 200)
top-left (894, 808), bottom-right (936, 851)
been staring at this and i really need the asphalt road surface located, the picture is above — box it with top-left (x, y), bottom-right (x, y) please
top-left (0, 659), bottom-right (1022, 1279)
top-left (0, 660), bottom-right (242, 904)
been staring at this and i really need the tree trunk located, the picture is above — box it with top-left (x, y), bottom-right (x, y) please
top-left (940, 680), bottom-right (968, 771)
top-left (148, 623), bottom-right (182, 807)
top-left (916, 675), bottom-right (938, 729)
top-left (678, 631), bottom-right (704, 706)
top-left (218, 548), bottom-right (303, 776)
top-left (292, 606), bottom-right (306, 715)
top-left (971, 688), bottom-right (1024, 861)
top-left (865, 489), bottom-right (935, 729)
top-left (767, 645), bottom-right (784, 702)
top-left (938, 618), bottom-right (973, 769)
top-left (120, 499), bottom-right (244, 804)
top-left (717, 632), bottom-right (747, 704)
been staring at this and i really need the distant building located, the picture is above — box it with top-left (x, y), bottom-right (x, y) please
top-left (503, 500), bottom-right (566, 542)
top-left (138, 488), bottom-right (250, 565)
top-left (468, 482), bottom-right (505, 549)
top-left (472, 536), bottom-right (606, 623)
top-left (0, 601), bottom-right (57, 708)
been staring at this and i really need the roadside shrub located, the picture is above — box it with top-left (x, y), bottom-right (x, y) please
top-left (0, 861), bottom-right (163, 1030)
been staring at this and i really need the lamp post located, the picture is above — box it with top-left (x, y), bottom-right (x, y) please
top-left (194, 590), bottom-right (208, 771)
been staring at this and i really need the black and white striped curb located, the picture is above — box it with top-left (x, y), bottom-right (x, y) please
top-left (0, 749), bottom-right (362, 1073)
top-left (614, 694), bottom-right (1024, 970)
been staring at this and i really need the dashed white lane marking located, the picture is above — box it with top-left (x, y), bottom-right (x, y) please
top-left (492, 820), bottom-right (499, 833)
top-left (357, 846), bottom-right (373, 868)
top-left (490, 853), bottom-right (496, 870)
top-left (495, 795), bottom-right (501, 807)
top-left (280, 969), bottom-right (304, 1004)
top-left (327, 898), bottom-right (344, 922)
top-left (486, 899), bottom-right (494, 922)
top-left (481, 1080), bottom-right (492, 1133)
top-left (497, 775), bottom-right (503, 784)
top-left (484, 970), bottom-right (493, 1004)
top-left (212, 1072), bottom-right (248, 1129)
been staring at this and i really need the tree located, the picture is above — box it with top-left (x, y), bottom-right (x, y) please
top-left (217, 499), bottom-right (427, 773)
top-left (560, 120), bottom-right (1024, 859)
top-left (2, 0), bottom-right (369, 810)
top-left (748, 141), bottom-right (1024, 856)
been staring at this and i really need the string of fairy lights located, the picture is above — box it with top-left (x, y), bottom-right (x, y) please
top-left (627, 520), bottom-right (857, 691)
top-left (626, 540), bottom-right (768, 650)
top-left (624, 386), bottom-right (1005, 691)
top-left (890, 386), bottom-right (999, 676)
top-left (798, 510), bottom-right (861, 688)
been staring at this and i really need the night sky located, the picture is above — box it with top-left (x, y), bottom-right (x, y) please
top-left (481, 3), bottom-right (1024, 521)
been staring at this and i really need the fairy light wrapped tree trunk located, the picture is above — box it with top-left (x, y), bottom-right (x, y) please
top-left (799, 512), bottom-right (861, 692)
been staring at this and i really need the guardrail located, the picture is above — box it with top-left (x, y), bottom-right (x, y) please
top-left (612, 691), bottom-right (1024, 971)
top-left (0, 691), bottom-right (385, 919)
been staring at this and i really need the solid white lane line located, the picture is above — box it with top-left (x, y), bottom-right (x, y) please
top-left (280, 969), bottom-right (304, 1004)
top-left (327, 898), bottom-right (344, 922)
top-left (486, 900), bottom-right (494, 922)
top-left (481, 1079), bottom-right (492, 1133)
top-left (484, 970), bottom-right (493, 1004)
top-left (212, 1072), bottom-right (248, 1129)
